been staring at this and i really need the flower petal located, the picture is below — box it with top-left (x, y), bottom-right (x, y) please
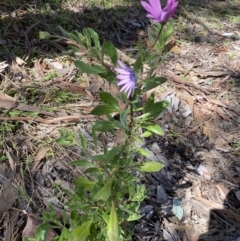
top-left (141, 1), bottom-right (158, 19)
top-left (117, 78), bottom-right (132, 85)
top-left (117, 60), bottom-right (127, 69)
top-left (142, 0), bottom-right (178, 24)
top-left (149, 0), bottom-right (162, 12)
top-left (114, 68), bottom-right (129, 74)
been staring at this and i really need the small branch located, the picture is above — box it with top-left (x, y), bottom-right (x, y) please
top-left (0, 115), bottom-right (95, 124)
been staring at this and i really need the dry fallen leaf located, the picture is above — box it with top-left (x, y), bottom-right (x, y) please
top-left (0, 61), bottom-right (8, 72)
top-left (31, 147), bottom-right (49, 174)
top-left (15, 56), bottom-right (26, 66)
top-left (23, 215), bottom-right (57, 240)
top-left (0, 179), bottom-right (16, 213)
top-left (0, 92), bottom-right (17, 109)
top-left (22, 216), bottom-right (40, 238)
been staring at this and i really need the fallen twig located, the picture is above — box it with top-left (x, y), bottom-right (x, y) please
top-left (0, 115), bottom-right (95, 124)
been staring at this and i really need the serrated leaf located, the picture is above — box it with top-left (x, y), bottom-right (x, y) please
top-left (139, 161), bottom-right (164, 172)
top-left (91, 105), bottom-right (119, 116)
top-left (68, 220), bottom-right (92, 241)
top-left (172, 198), bottom-right (183, 220)
top-left (94, 177), bottom-right (113, 201)
top-left (145, 125), bottom-right (164, 136)
top-left (74, 177), bottom-right (96, 191)
top-left (135, 147), bottom-right (152, 157)
top-left (75, 60), bottom-right (106, 74)
top-left (107, 202), bottom-right (119, 241)
top-left (99, 92), bottom-right (119, 109)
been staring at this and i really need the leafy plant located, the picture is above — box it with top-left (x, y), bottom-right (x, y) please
top-left (29, 0), bottom-right (179, 240)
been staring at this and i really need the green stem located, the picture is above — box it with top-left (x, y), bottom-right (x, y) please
top-left (148, 24), bottom-right (164, 54)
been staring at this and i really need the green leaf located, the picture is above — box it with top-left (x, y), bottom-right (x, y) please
top-left (120, 109), bottom-right (128, 128)
top-left (145, 125), bottom-right (164, 136)
top-left (92, 120), bottom-right (116, 132)
top-left (137, 37), bottom-right (142, 51)
top-left (91, 105), bottom-right (119, 116)
top-left (84, 167), bottom-right (101, 174)
top-left (87, 28), bottom-right (100, 50)
top-left (102, 41), bottom-right (118, 65)
top-left (68, 220), bottom-right (92, 241)
top-left (134, 53), bottom-right (144, 73)
top-left (98, 71), bottom-right (116, 82)
top-left (127, 213), bottom-right (144, 221)
top-left (105, 146), bottom-right (120, 161)
top-left (94, 177), bottom-right (113, 201)
top-left (142, 77), bottom-right (167, 92)
top-left (144, 100), bottom-right (168, 120)
top-left (56, 137), bottom-right (75, 146)
top-left (71, 160), bottom-right (91, 167)
top-left (102, 211), bottom-right (110, 224)
top-left (141, 131), bottom-right (152, 138)
top-left (74, 177), bottom-right (96, 191)
top-left (139, 161), bottom-right (164, 172)
top-left (107, 202), bottom-right (119, 241)
top-left (35, 223), bottom-right (52, 240)
top-left (75, 60), bottom-right (106, 74)
top-left (135, 147), bottom-right (152, 157)
top-left (79, 133), bottom-right (88, 150)
top-left (164, 19), bottom-right (174, 40)
top-left (145, 53), bottom-right (158, 65)
top-left (39, 31), bottom-right (51, 39)
top-left (144, 92), bottom-right (155, 109)
top-left (99, 92), bottom-right (119, 109)
top-left (92, 120), bottom-right (116, 146)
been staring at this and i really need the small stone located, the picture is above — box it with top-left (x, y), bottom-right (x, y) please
top-left (156, 185), bottom-right (168, 204)
top-left (146, 210), bottom-right (154, 219)
top-left (154, 221), bottom-right (160, 233)
top-left (140, 205), bottom-right (153, 215)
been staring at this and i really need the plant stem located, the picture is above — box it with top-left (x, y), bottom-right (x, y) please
top-left (149, 24), bottom-right (164, 52)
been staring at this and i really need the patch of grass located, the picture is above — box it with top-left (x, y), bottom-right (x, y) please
top-left (45, 88), bottom-right (79, 104)
top-left (176, 16), bottom-right (188, 32)
top-left (43, 70), bottom-right (59, 82)
top-left (231, 142), bottom-right (240, 156)
top-left (229, 15), bottom-right (240, 24)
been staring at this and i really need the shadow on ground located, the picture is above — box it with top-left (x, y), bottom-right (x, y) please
top-left (198, 190), bottom-right (240, 241)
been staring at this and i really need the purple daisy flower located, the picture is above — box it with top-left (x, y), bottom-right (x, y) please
top-left (141, 0), bottom-right (178, 24)
top-left (115, 60), bottom-right (136, 99)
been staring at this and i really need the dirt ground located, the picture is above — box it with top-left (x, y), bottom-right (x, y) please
top-left (0, 0), bottom-right (240, 240)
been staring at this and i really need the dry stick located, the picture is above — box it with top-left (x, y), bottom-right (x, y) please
top-left (0, 115), bottom-right (95, 124)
